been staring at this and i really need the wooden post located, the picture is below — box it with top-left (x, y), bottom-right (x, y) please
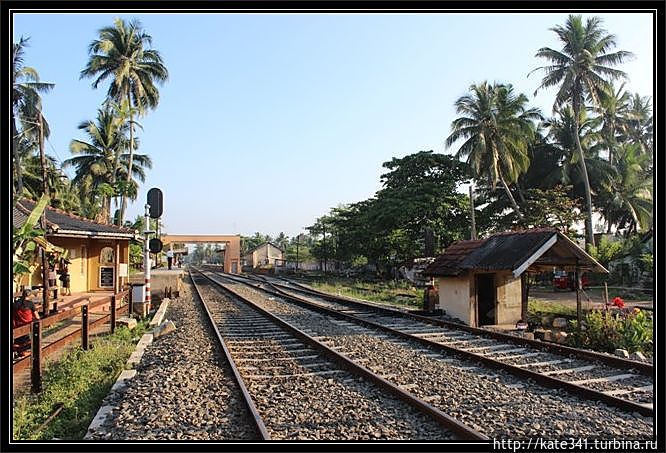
top-left (81, 304), bottom-right (89, 350)
top-left (128, 284), bottom-right (134, 319)
top-left (575, 262), bottom-right (582, 326)
top-left (604, 282), bottom-right (609, 308)
top-left (110, 295), bottom-right (117, 334)
top-left (114, 241), bottom-right (120, 294)
top-left (520, 273), bottom-right (528, 322)
top-left (31, 320), bottom-right (42, 393)
top-left (40, 247), bottom-right (49, 318)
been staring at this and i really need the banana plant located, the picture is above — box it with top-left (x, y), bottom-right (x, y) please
top-left (12, 194), bottom-right (49, 287)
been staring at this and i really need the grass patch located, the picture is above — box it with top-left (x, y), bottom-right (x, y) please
top-left (310, 278), bottom-right (422, 309)
top-left (528, 299), bottom-right (578, 317)
top-left (13, 319), bottom-right (149, 440)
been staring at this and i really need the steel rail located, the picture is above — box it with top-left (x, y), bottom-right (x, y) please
top-left (188, 269), bottom-right (271, 440)
top-left (225, 273), bottom-right (653, 418)
top-left (274, 277), bottom-right (653, 375)
top-left (195, 268), bottom-right (488, 441)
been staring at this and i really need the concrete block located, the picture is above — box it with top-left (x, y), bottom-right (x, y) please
top-left (116, 317), bottom-right (137, 330)
top-left (523, 332), bottom-right (534, 341)
top-left (127, 333), bottom-right (153, 367)
top-left (556, 331), bottom-right (568, 343)
top-left (152, 320), bottom-right (176, 340)
top-left (614, 348), bottom-right (630, 358)
top-left (149, 299), bottom-right (169, 328)
top-left (542, 330), bottom-right (553, 342)
top-left (630, 351), bottom-right (646, 361)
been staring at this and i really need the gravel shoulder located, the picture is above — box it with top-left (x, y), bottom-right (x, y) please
top-left (86, 278), bottom-right (258, 440)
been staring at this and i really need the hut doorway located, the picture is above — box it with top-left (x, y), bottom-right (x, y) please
top-left (476, 273), bottom-right (496, 326)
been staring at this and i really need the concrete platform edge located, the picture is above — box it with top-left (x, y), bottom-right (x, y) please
top-left (149, 298), bottom-right (170, 328)
top-left (84, 327), bottom-right (157, 438)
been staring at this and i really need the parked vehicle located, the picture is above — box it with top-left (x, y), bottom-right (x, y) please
top-left (552, 270), bottom-right (589, 291)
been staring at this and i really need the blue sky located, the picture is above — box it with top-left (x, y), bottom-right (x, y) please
top-left (12, 11), bottom-right (654, 238)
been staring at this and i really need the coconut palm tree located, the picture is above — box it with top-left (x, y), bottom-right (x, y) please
top-left (66, 107), bottom-right (129, 222)
top-left (12, 37), bottom-right (54, 198)
top-left (446, 81), bottom-right (542, 220)
top-left (595, 82), bottom-right (631, 165)
top-left (532, 14), bottom-right (633, 246)
top-left (81, 17), bottom-right (168, 225)
top-left (623, 93), bottom-right (653, 159)
top-left (597, 142), bottom-right (652, 234)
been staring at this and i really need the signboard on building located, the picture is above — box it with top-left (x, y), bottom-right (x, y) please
top-left (100, 266), bottom-right (114, 288)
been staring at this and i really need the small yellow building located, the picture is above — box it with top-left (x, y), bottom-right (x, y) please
top-left (424, 228), bottom-right (607, 328)
top-left (14, 199), bottom-right (139, 294)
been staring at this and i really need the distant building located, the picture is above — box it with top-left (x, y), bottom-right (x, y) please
top-left (424, 228), bottom-right (607, 328)
top-left (242, 242), bottom-right (285, 270)
top-left (14, 199), bottom-right (138, 294)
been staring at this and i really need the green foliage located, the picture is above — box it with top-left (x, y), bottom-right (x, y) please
top-left (13, 194), bottom-right (49, 285)
top-left (307, 151), bottom-right (471, 274)
top-left (520, 186), bottom-right (585, 232)
top-left (588, 235), bottom-right (625, 268)
top-left (13, 322), bottom-right (148, 440)
top-left (567, 308), bottom-right (652, 355)
top-left (241, 232), bottom-right (273, 255)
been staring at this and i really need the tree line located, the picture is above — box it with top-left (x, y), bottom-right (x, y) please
top-left (12, 18), bottom-right (168, 227)
top-left (305, 15), bottom-right (652, 277)
top-left (12, 15), bottom-right (652, 280)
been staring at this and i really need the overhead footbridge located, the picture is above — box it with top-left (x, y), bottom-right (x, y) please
top-left (161, 234), bottom-right (241, 273)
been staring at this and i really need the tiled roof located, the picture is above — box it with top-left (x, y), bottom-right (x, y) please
top-left (425, 228), bottom-right (606, 276)
top-left (13, 205), bottom-right (28, 229)
top-left (14, 199), bottom-right (137, 238)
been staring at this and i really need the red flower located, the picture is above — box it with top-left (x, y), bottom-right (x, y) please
top-left (612, 297), bottom-right (625, 309)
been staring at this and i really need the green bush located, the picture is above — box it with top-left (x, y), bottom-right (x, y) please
top-left (13, 321), bottom-right (148, 440)
top-left (567, 308), bottom-right (653, 355)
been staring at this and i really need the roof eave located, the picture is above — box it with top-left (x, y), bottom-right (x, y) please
top-left (50, 230), bottom-right (136, 240)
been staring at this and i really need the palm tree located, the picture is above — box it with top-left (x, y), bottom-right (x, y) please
top-left (12, 37), bottom-right (54, 197)
top-left (66, 107), bottom-right (129, 223)
top-left (597, 142), bottom-right (652, 234)
top-left (595, 82), bottom-right (631, 165)
top-left (623, 93), bottom-right (653, 159)
top-left (446, 81), bottom-right (542, 220)
top-left (532, 14), bottom-right (633, 247)
top-left (81, 17), bottom-right (168, 225)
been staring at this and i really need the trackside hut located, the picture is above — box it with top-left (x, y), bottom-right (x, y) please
top-left (14, 199), bottom-right (139, 293)
top-left (424, 228), bottom-right (608, 328)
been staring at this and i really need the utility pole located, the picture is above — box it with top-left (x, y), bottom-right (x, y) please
top-left (469, 184), bottom-right (477, 240)
top-left (296, 234), bottom-right (300, 272)
top-left (38, 114), bottom-right (50, 316)
top-left (322, 224), bottom-right (327, 274)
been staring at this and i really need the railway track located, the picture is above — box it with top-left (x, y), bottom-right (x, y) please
top-left (200, 268), bottom-right (652, 439)
top-left (249, 274), bottom-right (653, 416)
top-left (190, 268), bottom-right (486, 441)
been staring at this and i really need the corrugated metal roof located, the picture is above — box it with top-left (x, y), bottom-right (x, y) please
top-left (424, 239), bottom-right (485, 276)
top-left (15, 199), bottom-right (136, 238)
top-left (463, 230), bottom-right (556, 271)
top-left (425, 228), bottom-right (607, 276)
